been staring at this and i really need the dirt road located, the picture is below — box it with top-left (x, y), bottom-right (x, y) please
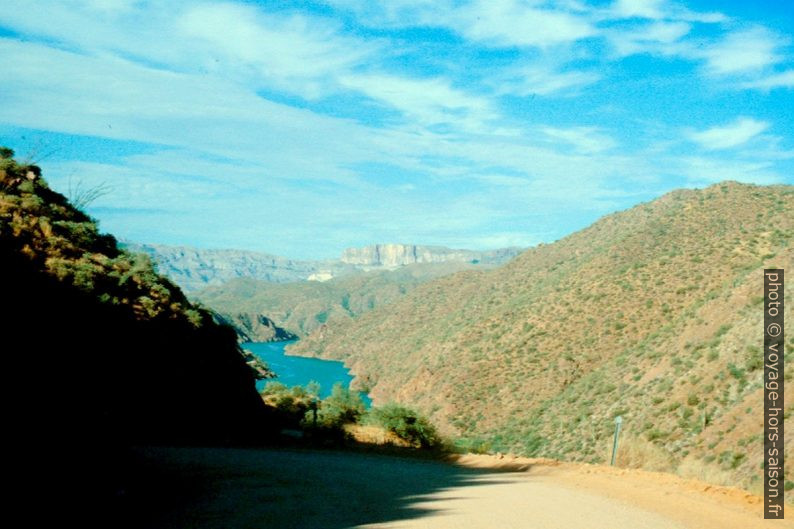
top-left (123, 447), bottom-right (788, 529)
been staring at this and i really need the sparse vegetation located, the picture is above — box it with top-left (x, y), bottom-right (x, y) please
top-left (261, 381), bottom-right (441, 449)
top-left (195, 262), bottom-right (486, 341)
top-left (286, 181), bottom-right (793, 492)
top-left (366, 403), bottom-right (442, 449)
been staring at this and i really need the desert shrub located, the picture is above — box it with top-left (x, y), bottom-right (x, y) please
top-left (612, 435), bottom-right (674, 472)
top-left (744, 345), bottom-right (763, 371)
top-left (727, 363), bottom-right (746, 381)
top-left (261, 381), bottom-right (316, 429)
top-left (368, 403), bottom-right (441, 448)
top-left (313, 383), bottom-right (365, 428)
top-left (454, 437), bottom-right (492, 454)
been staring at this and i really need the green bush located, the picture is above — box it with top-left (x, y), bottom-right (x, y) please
top-left (262, 381), bottom-right (316, 429)
top-left (454, 437), bottom-right (491, 454)
top-left (368, 403), bottom-right (441, 448)
top-left (312, 383), bottom-right (365, 428)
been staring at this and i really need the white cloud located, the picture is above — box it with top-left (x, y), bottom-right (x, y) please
top-left (542, 126), bottom-right (617, 153)
top-left (493, 65), bottom-right (600, 96)
top-left (0, 1), bottom-right (189, 66)
top-left (0, 1), bottom-right (493, 134)
top-left (177, 3), bottom-right (376, 99)
top-left (607, 0), bottom-right (726, 23)
top-left (611, 0), bottom-right (666, 20)
top-left (677, 10), bottom-right (727, 24)
top-left (699, 27), bottom-right (785, 76)
top-left (741, 70), bottom-right (794, 90)
top-left (326, 0), bottom-right (595, 48)
top-left (0, 38), bottom-right (375, 184)
top-left (0, 1), bottom-right (380, 101)
top-left (688, 118), bottom-right (770, 150)
top-left (453, 0), bottom-right (596, 48)
top-left (606, 21), bottom-right (691, 57)
top-left (338, 74), bottom-right (497, 130)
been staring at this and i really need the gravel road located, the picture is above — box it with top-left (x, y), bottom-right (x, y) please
top-left (122, 447), bottom-right (786, 529)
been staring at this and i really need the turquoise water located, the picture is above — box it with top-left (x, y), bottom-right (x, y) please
top-left (245, 341), bottom-right (371, 407)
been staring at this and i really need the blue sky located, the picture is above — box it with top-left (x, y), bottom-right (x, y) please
top-left (1, 0), bottom-right (792, 259)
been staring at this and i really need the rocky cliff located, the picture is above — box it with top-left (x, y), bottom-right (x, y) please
top-left (340, 244), bottom-right (522, 268)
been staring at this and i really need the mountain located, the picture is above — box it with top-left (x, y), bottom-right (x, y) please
top-left (195, 261), bottom-right (485, 341)
top-left (289, 181), bottom-right (793, 492)
top-left (127, 242), bottom-right (523, 293)
top-left (0, 149), bottom-right (274, 499)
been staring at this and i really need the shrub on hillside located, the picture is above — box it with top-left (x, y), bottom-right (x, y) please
top-left (312, 383), bottom-right (366, 428)
top-left (368, 404), bottom-right (441, 448)
top-left (261, 381), bottom-right (317, 429)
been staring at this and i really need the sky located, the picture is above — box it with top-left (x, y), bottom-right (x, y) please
top-left (0, 0), bottom-right (792, 259)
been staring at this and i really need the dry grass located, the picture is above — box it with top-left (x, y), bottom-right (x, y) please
top-left (676, 456), bottom-right (737, 488)
top-left (609, 435), bottom-right (676, 473)
top-left (344, 424), bottom-right (412, 447)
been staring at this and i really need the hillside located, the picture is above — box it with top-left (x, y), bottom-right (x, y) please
top-left (0, 148), bottom-right (273, 486)
top-left (195, 261), bottom-right (483, 340)
top-left (290, 181), bottom-right (793, 492)
top-left (129, 242), bottom-right (523, 293)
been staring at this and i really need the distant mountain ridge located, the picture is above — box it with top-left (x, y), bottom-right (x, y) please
top-left (122, 242), bottom-right (354, 292)
top-left (125, 242), bottom-right (523, 292)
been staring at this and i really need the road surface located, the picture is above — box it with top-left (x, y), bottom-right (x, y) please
top-left (121, 447), bottom-right (787, 529)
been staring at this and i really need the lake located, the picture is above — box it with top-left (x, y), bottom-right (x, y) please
top-left (245, 340), bottom-right (371, 407)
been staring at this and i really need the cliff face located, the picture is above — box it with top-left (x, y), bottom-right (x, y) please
top-left (340, 244), bottom-right (522, 268)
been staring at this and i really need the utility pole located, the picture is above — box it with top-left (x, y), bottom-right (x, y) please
top-left (611, 415), bottom-right (623, 466)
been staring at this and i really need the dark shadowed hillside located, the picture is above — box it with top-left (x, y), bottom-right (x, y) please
top-left (291, 181), bottom-right (793, 493)
top-left (0, 149), bottom-right (274, 514)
